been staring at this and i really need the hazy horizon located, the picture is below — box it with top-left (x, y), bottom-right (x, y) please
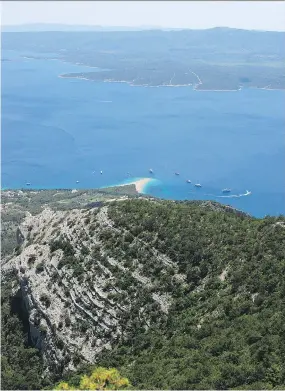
top-left (2, 23), bottom-right (285, 33)
top-left (1, 1), bottom-right (285, 32)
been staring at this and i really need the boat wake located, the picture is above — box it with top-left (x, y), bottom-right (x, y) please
top-left (206, 190), bottom-right (252, 198)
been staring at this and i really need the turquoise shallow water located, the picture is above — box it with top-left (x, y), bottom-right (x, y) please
top-left (2, 49), bottom-right (285, 217)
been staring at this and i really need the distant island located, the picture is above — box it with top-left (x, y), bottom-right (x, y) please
top-left (3, 28), bottom-right (285, 90)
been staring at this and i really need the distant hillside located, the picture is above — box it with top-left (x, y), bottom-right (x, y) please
top-left (1, 189), bottom-right (285, 389)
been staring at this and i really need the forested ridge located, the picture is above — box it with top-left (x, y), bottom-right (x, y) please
top-left (97, 200), bottom-right (285, 389)
top-left (1, 198), bottom-right (285, 390)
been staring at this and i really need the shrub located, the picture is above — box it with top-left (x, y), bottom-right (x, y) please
top-left (14, 245), bottom-right (22, 256)
top-left (27, 255), bottom-right (36, 266)
top-left (65, 315), bottom-right (71, 327)
top-left (56, 337), bottom-right (64, 350)
top-left (50, 238), bottom-right (75, 256)
top-left (40, 293), bottom-right (51, 308)
top-left (39, 324), bottom-right (47, 334)
top-left (36, 262), bottom-right (45, 273)
top-left (55, 367), bottom-right (130, 390)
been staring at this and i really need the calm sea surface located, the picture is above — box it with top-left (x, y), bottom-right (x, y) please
top-left (2, 50), bottom-right (285, 217)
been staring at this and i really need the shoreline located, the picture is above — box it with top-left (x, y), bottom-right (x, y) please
top-left (194, 88), bottom-right (241, 92)
top-left (112, 177), bottom-right (156, 194)
top-left (2, 179), bottom-right (154, 196)
top-left (58, 74), bottom-right (285, 91)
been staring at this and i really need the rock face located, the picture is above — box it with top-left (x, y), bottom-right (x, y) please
top-left (3, 204), bottom-right (184, 375)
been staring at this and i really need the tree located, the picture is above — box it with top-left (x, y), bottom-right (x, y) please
top-left (55, 367), bottom-right (130, 390)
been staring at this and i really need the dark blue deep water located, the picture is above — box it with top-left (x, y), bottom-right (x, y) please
top-left (2, 50), bottom-right (285, 217)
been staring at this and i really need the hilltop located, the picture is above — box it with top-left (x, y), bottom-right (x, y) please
top-left (1, 188), bottom-right (285, 390)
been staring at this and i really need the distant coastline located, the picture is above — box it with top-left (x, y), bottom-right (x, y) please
top-left (58, 74), bottom-right (285, 91)
top-left (194, 87), bottom-right (242, 92)
top-left (58, 74), bottom-right (240, 91)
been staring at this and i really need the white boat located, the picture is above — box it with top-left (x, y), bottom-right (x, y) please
top-left (149, 168), bottom-right (153, 174)
top-left (222, 188), bottom-right (231, 193)
top-left (26, 182), bottom-right (31, 186)
top-left (186, 179), bottom-right (191, 183)
top-left (195, 183), bottom-right (202, 188)
top-left (100, 171), bottom-right (103, 175)
top-left (76, 180), bottom-right (79, 183)
top-left (175, 172), bottom-right (180, 176)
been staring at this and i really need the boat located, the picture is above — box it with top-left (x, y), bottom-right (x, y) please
top-left (186, 180), bottom-right (191, 183)
top-left (222, 188), bottom-right (231, 193)
top-left (195, 183), bottom-right (202, 188)
top-left (149, 168), bottom-right (153, 174)
top-left (175, 172), bottom-right (180, 176)
top-left (100, 171), bottom-right (103, 175)
top-left (76, 180), bottom-right (79, 183)
top-left (26, 182), bottom-right (31, 186)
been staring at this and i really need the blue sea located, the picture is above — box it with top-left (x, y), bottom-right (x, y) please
top-left (2, 49), bottom-right (285, 217)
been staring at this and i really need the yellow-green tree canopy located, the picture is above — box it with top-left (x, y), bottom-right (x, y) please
top-left (55, 367), bottom-right (130, 390)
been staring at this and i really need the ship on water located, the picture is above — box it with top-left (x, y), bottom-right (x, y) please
top-left (149, 168), bottom-right (154, 174)
top-left (186, 179), bottom-right (191, 183)
top-left (195, 183), bottom-right (202, 188)
top-left (222, 188), bottom-right (231, 193)
top-left (175, 172), bottom-right (180, 176)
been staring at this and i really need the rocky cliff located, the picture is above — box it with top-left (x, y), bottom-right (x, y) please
top-left (2, 201), bottom-right (182, 375)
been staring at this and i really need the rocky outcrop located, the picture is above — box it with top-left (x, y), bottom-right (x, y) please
top-left (2, 204), bottom-right (185, 375)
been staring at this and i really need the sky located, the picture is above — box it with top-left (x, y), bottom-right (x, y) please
top-left (1, 1), bottom-right (285, 32)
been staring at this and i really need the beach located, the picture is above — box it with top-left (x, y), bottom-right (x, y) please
top-left (114, 178), bottom-right (154, 194)
top-left (132, 178), bottom-right (153, 193)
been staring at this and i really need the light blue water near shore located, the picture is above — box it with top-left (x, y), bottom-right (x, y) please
top-left (2, 50), bottom-right (285, 217)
